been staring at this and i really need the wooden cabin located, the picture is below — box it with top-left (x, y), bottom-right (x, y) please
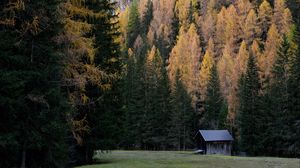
top-left (195, 130), bottom-right (234, 155)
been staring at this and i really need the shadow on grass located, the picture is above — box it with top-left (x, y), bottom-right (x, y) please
top-left (82, 159), bottom-right (116, 166)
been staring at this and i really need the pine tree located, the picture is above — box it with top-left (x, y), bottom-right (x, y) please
top-left (238, 52), bottom-right (261, 156)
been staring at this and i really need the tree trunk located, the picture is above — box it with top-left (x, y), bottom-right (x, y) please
top-left (20, 148), bottom-right (26, 168)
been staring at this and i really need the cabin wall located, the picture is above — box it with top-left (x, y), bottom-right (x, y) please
top-left (206, 142), bottom-right (231, 155)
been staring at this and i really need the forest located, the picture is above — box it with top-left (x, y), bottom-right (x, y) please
top-left (0, 0), bottom-right (300, 167)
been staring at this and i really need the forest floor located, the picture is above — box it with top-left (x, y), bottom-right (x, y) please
top-left (76, 150), bottom-right (300, 168)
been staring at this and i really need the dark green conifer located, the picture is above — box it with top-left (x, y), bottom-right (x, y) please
top-left (238, 52), bottom-right (261, 156)
top-left (204, 64), bottom-right (224, 129)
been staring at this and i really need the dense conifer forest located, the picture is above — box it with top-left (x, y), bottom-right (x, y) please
top-left (0, 0), bottom-right (300, 167)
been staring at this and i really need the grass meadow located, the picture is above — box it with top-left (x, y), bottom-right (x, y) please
top-left (76, 150), bottom-right (300, 168)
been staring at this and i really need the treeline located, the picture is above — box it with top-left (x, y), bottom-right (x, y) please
top-left (119, 0), bottom-right (300, 157)
top-left (0, 0), bottom-right (121, 167)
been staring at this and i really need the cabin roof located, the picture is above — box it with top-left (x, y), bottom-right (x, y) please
top-left (198, 130), bottom-right (234, 142)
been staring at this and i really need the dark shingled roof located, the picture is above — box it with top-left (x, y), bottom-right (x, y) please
top-left (199, 130), bottom-right (234, 142)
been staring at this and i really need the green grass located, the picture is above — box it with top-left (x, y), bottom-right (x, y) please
top-left (77, 150), bottom-right (300, 168)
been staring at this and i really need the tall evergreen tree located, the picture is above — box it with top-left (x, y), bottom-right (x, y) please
top-left (203, 64), bottom-right (224, 129)
top-left (0, 0), bottom-right (69, 167)
top-left (238, 52), bottom-right (261, 156)
top-left (85, 0), bottom-right (122, 161)
top-left (169, 71), bottom-right (195, 150)
top-left (122, 49), bottom-right (145, 149)
top-left (266, 30), bottom-right (299, 156)
top-left (58, 0), bottom-right (121, 165)
top-left (141, 0), bottom-right (153, 35)
top-left (287, 26), bottom-right (300, 156)
top-left (143, 46), bottom-right (170, 149)
top-left (127, 0), bottom-right (140, 48)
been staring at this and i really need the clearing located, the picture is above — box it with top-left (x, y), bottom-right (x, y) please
top-left (77, 150), bottom-right (300, 168)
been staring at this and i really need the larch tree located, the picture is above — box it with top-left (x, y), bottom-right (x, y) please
top-left (273, 0), bottom-right (288, 35)
top-left (175, 0), bottom-right (193, 30)
top-left (217, 42), bottom-right (235, 129)
top-left (200, 12), bottom-right (217, 44)
top-left (119, 6), bottom-right (130, 51)
top-left (260, 24), bottom-right (281, 86)
top-left (168, 24), bottom-right (202, 108)
top-left (244, 9), bottom-right (260, 46)
top-left (250, 0), bottom-right (263, 9)
top-left (199, 38), bottom-right (215, 100)
top-left (58, 0), bottom-right (121, 164)
top-left (225, 5), bottom-right (242, 54)
top-left (218, 43), bottom-right (235, 99)
top-left (258, 0), bottom-right (273, 41)
top-left (235, 0), bottom-right (253, 27)
top-left (215, 7), bottom-right (227, 57)
top-left (282, 8), bottom-right (293, 35)
top-left (149, 0), bottom-right (176, 59)
top-left (230, 41), bottom-right (250, 122)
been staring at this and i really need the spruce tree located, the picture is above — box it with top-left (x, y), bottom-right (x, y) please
top-left (123, 50), bottom-right (145, 149)
top-left (58, 0), bottom-right (121, 164)
top-left (169, 71), bottom-right (195, 150)
top-left (204, 64), bottom-right (223, 129)
top-left (0, 0), bottom-right (68, 167)
top-left (141, 0), bottom-right (153, 35)
top-left (127, 0), bottom-right (140, 48)
top-left (288, 27), bottom-right (300, 156)
top-left (85, 0), bottom-right (122, 161)
top-left (143, 46), bottom-right (170, 149)
top-left (238, 52), bottom-right (261, 156)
